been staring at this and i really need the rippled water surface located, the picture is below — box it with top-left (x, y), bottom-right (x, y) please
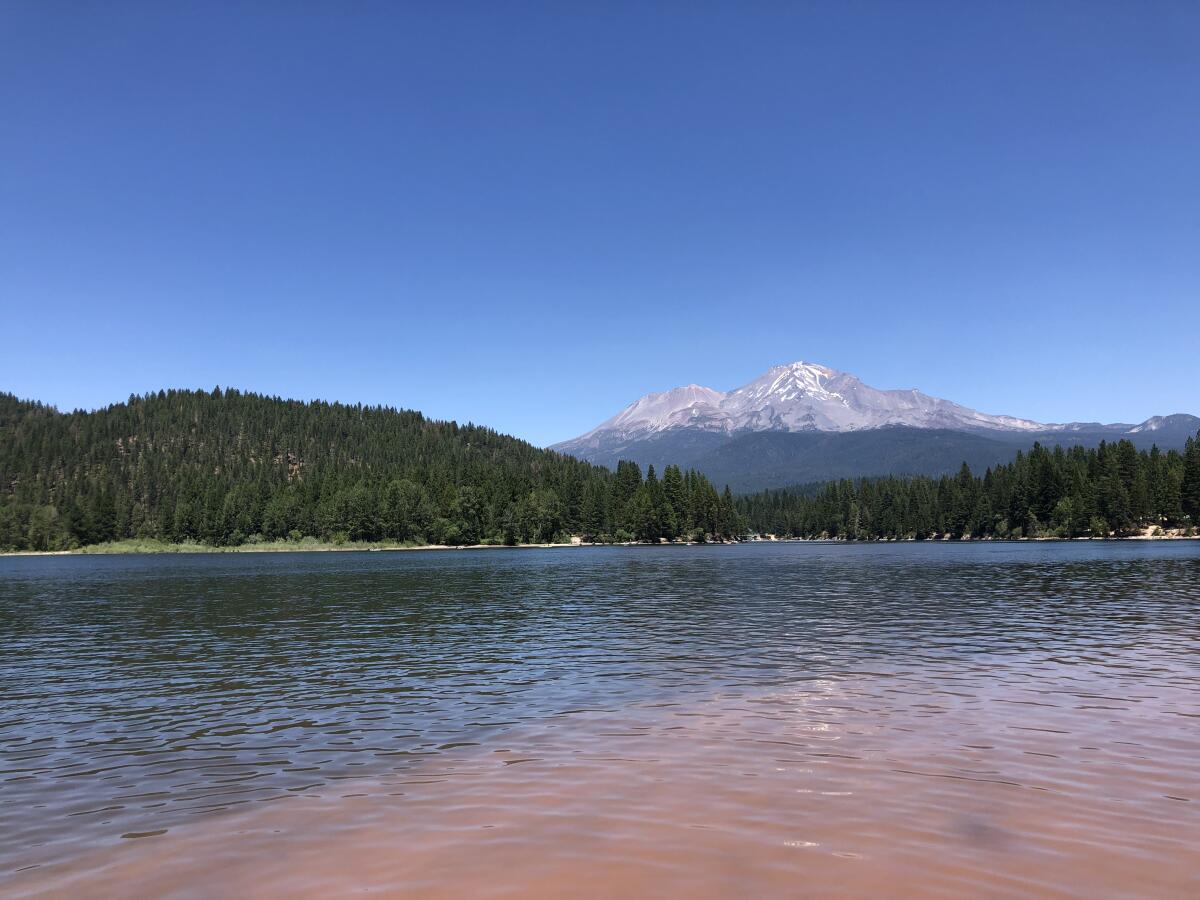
top-left (2, 543), bottom-right (1199, 897)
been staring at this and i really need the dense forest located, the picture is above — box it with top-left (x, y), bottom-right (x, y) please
top-left (3, 390), bottom-right (1197, 552)
top-left (0, 390), bottom-right (743, 551)
top-left (738, 437), bottom-right (1200, 540)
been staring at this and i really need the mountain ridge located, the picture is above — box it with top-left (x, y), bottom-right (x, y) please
top-left (552, 362), bottom-right (1199, 491)
top-left (554, 361), bottom-right (1194, 448)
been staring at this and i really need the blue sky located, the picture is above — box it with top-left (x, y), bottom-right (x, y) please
top-left (2, 2), bottom-right (1197, 446)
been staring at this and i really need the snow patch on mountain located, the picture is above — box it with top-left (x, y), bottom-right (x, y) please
top-left (1128, 414), bottom-right (1199, 434)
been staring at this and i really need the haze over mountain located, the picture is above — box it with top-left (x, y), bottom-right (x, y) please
top-left (552, 362), bottom-right (1199, 491)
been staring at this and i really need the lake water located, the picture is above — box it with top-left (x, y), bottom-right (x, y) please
top-left (2, 543), bottom-right (1199, 897)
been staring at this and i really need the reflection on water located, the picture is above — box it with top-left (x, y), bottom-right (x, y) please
top-left (2, 543), bottom-right (1199, 896)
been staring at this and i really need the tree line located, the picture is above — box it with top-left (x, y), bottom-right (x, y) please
top-left (0, 389), bottom-right (743, 551)
top-left (738, 435), bottom-right (1200, 540)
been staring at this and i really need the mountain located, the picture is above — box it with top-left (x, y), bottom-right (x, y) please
top-left (552, 362), bottom-right (1199, 490)
top-left (561, 362), bottom-right (1042, 452)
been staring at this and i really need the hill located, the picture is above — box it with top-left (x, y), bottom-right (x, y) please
top-left (0, 389), bottom-right (741, 551)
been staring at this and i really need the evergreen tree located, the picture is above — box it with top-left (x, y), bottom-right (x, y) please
top-left (1183, 437), bottom-right (1200, 522)
top-left (611, 460), bottom-right (643, 537)
top-left (580, 479), bottom-right (609, 540)
top-left (662, 465), bottom-right (685, 539)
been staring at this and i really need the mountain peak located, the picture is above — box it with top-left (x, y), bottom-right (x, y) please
top-left (765, 360), bottom-right (839, 377)
top-left (742, 361), bottom-right (847, 404)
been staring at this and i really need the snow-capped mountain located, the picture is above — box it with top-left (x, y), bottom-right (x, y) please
top-left (556, 361), bottom-right (1042, 453)
top-left (551, 361), bottom-right (1198, 486)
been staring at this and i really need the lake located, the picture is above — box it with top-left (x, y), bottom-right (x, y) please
top-left (2, 543), bottom-right (1199, 897)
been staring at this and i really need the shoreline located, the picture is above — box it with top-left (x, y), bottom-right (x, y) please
top-left (0, 540), bottom-right (590, 558)
top-left (3, 534), bottom-right (1197, 557)
top-left (756, 534), bottom-right (1200, 544)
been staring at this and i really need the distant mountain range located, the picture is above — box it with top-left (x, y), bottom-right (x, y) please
top-left (551, 362), bottom-right (1200, 492)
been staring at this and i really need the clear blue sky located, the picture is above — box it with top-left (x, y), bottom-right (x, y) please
top-left (2, 2), bottom-right (1197, 446)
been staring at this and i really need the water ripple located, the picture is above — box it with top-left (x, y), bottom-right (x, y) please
top-left (2, 543), bottom-right (1199, 895)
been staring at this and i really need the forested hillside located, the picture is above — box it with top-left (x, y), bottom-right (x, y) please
top-left (739, 437), bottom-right (1200, 540)
top-left (0, 390), bottom-right (742, 551)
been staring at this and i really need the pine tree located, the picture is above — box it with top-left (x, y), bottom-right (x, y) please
top-left (580, 479), bottom-right (609, 540)
top-left (662, 465), bottom-right (686, 539)
top-left (1183, 437), bottom-right (1200, 522)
